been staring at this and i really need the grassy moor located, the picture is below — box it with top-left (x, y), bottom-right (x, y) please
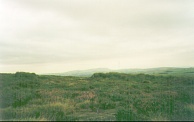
top-left (0, 70), bottom-right (194, 121)
top-left (1, 0), bottom-right (194, 121)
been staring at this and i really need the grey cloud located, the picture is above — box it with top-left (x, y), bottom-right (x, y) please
top-left (1, 0), bottom-right (194, 73)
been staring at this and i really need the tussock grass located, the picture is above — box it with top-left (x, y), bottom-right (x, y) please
top-left (0, 72), bottom-right (194, 121)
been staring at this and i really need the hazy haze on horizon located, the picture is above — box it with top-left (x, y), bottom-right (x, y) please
top-left (0, 0), bottom-right (194, 73)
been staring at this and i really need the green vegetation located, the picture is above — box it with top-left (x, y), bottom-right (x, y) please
top-left (0, 71), bottom-right (194, 121)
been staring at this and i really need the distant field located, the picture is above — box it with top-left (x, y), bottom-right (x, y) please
top-left (0, 72), bottom-right (194, 121)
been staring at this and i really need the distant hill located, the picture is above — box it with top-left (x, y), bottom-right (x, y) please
top-left (43, 68), bottom-right (112, 77)
top-left (42, 67), bottom-right (194, 77)
top-left (115, 67), bottom-right (194, 77)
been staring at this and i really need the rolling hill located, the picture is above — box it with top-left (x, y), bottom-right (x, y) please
top-left (42, 67), bottom-right (194, 77)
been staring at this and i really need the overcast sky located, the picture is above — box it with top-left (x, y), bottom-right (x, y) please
top-left (0, 0), bottom-right (194, 73)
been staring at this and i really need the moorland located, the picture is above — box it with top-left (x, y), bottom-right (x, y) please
top-left (0, 68), bottom-right (194, 121)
